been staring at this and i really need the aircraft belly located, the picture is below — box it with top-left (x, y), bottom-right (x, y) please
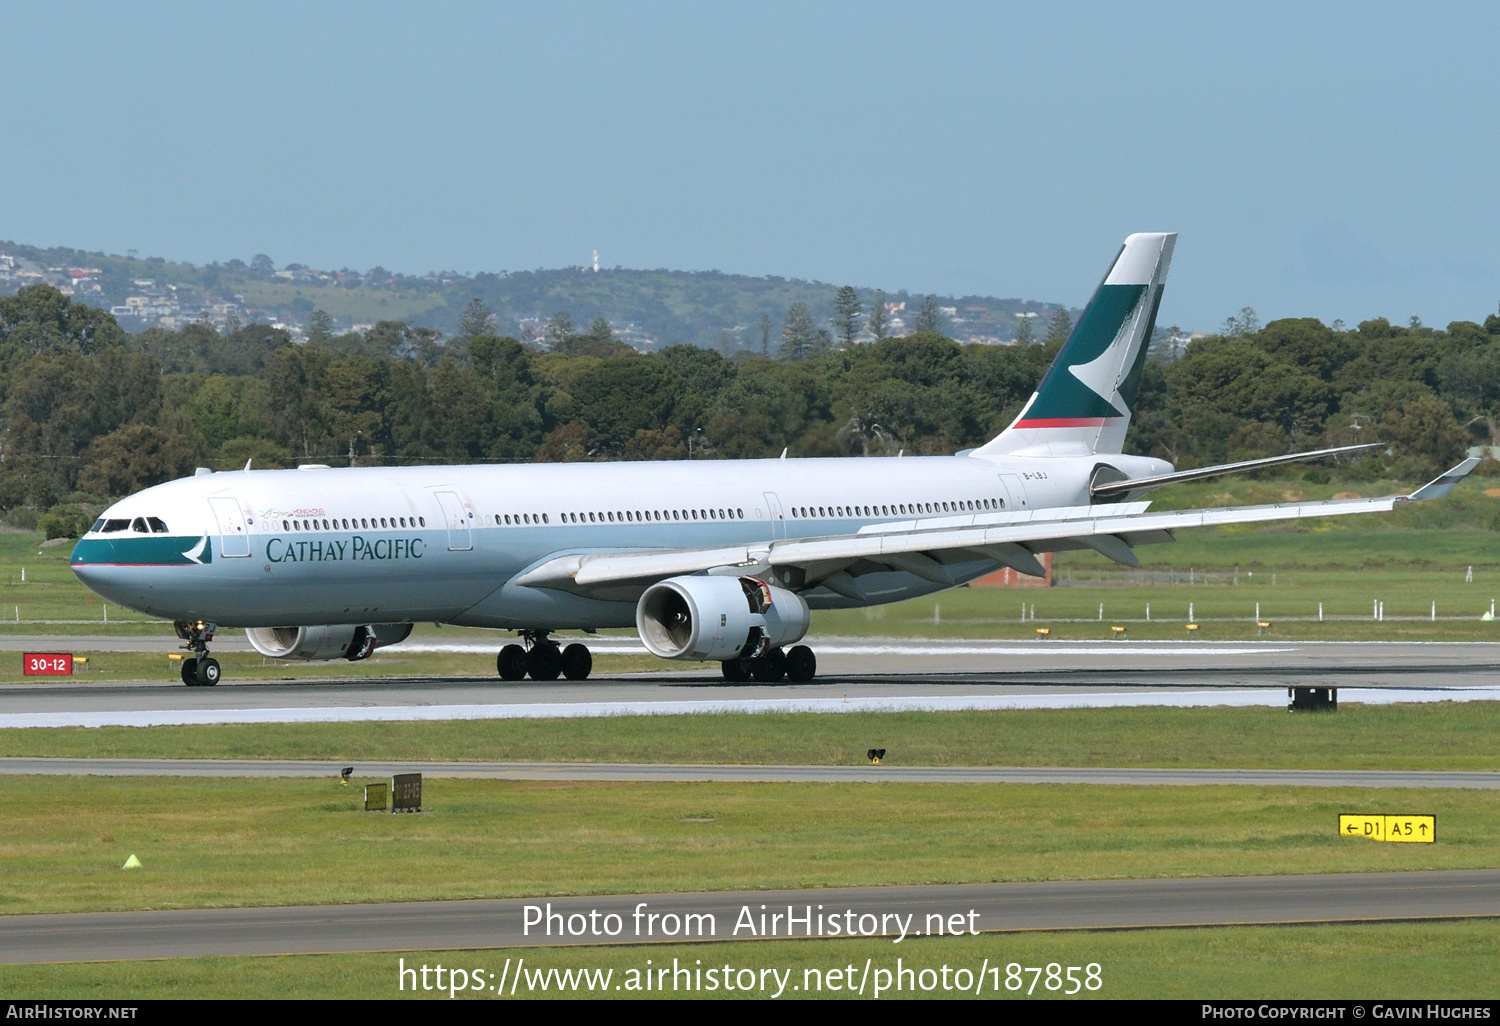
top-left (450, 582), bottom-right (637, 630)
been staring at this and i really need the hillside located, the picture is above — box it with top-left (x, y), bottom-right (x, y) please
top-left (0, 239), bottom-right (1074, 351)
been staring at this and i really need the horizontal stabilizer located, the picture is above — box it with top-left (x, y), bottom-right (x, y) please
top-left (1090, 443), bottom-right (1383, 498)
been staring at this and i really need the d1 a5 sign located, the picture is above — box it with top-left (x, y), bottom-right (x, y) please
top-left (23, 653), bottom-right (72, 676)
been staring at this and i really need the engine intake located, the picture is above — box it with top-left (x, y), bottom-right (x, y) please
top-left (636, 575), bottom-right (809, 661)
top-left (244, 623), bottom-right (413, 661)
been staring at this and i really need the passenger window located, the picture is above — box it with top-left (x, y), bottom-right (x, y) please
top-left (542, 514), bottom-right (550, 524)
top-left (419, 517), bottom-right (425, 527)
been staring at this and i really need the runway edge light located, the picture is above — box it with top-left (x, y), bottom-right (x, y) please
top-left (1338, 814), bottom-right (1436, 843)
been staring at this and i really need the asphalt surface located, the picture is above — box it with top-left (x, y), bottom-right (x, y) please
top-left (4, 870), bottom-right (1496, 963)
top-left (0, 757), bottom-right (1495, 789)
top-left (1, 640), bottom-right (1498, 726)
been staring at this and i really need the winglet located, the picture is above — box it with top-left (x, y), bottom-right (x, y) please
top-left (1402, 457), bottom-right (1482, 502)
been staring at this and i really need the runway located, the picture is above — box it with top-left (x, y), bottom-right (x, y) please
top-left (3, 870), bottom-right (1495, 963)
top-left (1, 757), bottom-right (1495, 789)
top-left (0, 639), bottom-right (1497, 726)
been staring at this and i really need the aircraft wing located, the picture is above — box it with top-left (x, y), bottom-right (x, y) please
top-left (513, 458), bottom-right (1481, 601)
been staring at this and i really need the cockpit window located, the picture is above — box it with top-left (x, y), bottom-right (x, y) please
top-left (146, 517), bottom-right (169, 533)
top-left (91, 519), bottom-right (105, 533)
top-left (100, 519), bottom-right (130, 533)
top-left (131, 518), bottom-right (149, 533)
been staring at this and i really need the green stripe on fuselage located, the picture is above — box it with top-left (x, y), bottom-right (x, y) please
top-left (71, 536), bottom-right (211, 566)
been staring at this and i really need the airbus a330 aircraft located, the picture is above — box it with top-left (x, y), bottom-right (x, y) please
top-left (71, 233), bottom-right (1478, 686)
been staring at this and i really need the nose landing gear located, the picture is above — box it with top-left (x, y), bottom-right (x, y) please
top-left (175, 620), bottom-right (221, 686)
top-left (498, 631), bottom-right (593, 681)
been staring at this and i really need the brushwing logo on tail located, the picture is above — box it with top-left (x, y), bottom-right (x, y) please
top-left (1014, 282), bottom-right (1149, 427)
top-left (1064, 289), bottom-right (1151, 419)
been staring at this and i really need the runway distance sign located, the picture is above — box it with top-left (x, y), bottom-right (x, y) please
top-left (1339, 814), bottom-right (1436, 843)
top-left (392, 773), bottom-right (422, 812)
top-left (22, 653), bottom-right (72, 676)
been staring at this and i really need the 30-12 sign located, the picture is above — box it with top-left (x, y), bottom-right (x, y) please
top-left (23, 653), bottom-right (73, 676)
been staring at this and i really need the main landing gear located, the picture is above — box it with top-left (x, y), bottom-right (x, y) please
top-left (721, 645), bottom-right (817, 684)
top-left (174, 620), bottom-right (221, 687)
top-left (498, 631), bottom-right (592, 682)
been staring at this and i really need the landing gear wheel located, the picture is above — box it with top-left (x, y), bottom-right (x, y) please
top-left (751, 647), bottom-right (787, 682)
top-left (786, 645), bottom-right (817, 683)
top-left (526, 644), bottom-right (563, 681)
top-left (195, 657), bottom-right (221, 687)
top-left (181, 657), bottom-right (199, 686)
top-left (561, 644), bottom-right (592, 681)
top-left (497, 644), bottom-right (528, 681)
top-left (721, 658), bottom-right (752, 682)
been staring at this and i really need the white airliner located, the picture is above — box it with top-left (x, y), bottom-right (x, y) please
top-left (71, 233), bottom-right (1478, 686)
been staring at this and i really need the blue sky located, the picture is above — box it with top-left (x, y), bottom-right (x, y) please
top-left (4, 2), bottom-right (1497, 330)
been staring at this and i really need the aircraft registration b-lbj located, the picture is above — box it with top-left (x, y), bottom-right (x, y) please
top-left (70, 233), bottom-right (1478, 686)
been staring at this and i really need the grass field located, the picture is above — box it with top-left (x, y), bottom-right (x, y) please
top-left (2, 704), bottom-right (1497, 770)
top-left (0, 776), bottom-right (1493, 916)
top-left (4, 920), bottom-right (1496, 999)
top-left (231, 280), bottom-right (445, 323)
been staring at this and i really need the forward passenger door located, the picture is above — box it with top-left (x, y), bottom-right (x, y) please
top-left (208, 496), bottom-right (251, 557)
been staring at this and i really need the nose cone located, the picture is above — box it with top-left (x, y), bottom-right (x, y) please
top-left (70, 539), bottom-right (120, 599)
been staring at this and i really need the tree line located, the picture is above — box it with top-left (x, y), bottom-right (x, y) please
top-left (1, 284), bottom-right (1495, 536)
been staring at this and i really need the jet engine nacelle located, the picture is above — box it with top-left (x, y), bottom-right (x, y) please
top-left (636, 575), bottom-right (809, 661)
top-left (244, 623), bottom-right (414, 661)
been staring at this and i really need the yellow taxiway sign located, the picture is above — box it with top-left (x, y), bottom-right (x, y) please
top-left (1338, 814), bottom-right (1436, 843)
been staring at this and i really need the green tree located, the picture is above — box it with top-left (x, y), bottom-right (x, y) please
top-left (266, 345), bottom-right (331, 457)
top-left (0, 284), bottom-right (129, 362)
top-left (1014, 317), bottom-right (1034, 345)
top-left (914, 295), bottom-right (944, 334)
top-left (1381, 394), bottom-right (1468, 478)
top-left (323, 357), bottom-right (389, 465)
top-left (778, 303), bottom-right (818, 361)
top-left (77, 424), bottom-right (201, 496)
top-left (1439, 343), bottom-right (1500, 444)
top-left (867, 291), bottom-right (890, 341)
top-left (552, 318), bottom-right (634, 358)
top-left (833, 285), bottom-right (862, 348)
top-left (759, 314), bottom-right (774, 357)
top-left (545, 312), bottom-right (576, 349)
top-left (306, 309), bottom-right (335, 346)
top-left (1044, 308), bottom-right (1072, 343)
top-left (567, 356), bottom-right (680, 456)
top-left (456, 298), bottom-right (495, 339)
top-left (1223, 307), bottom-right (1260, 337)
